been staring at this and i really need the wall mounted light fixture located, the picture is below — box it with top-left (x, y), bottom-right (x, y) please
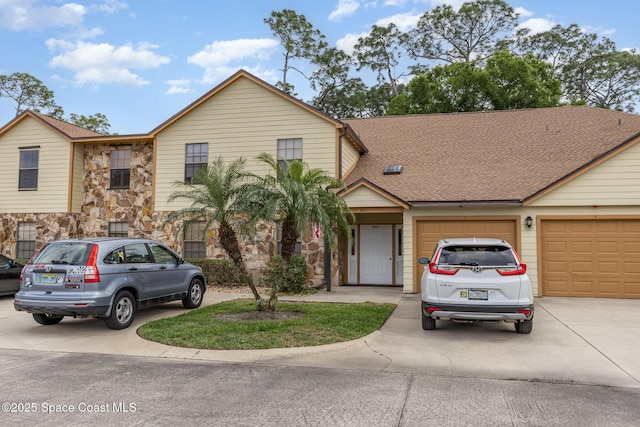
top-left (525, 216), bottom-right (533, 229)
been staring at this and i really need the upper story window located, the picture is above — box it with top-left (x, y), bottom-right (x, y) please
top-left (110, 148), bottom-right (131, 189)
top-left (19, 149), bottom-right (39, 190)
top-left (277, 138), bottom-right (302, 169)
top-left (185, 143), bottom-right (208, 184)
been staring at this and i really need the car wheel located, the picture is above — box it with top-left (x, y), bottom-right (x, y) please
top-left (182, 278), bottom-right (204, 309)
top-left (422, 312), bottom-right (436, 330)
top-left (515, 319), bottom-right (533, 334)
top-left (104, 291), bottom-right (136, 330)
top-left (32, 313), bottom-right (64, 325)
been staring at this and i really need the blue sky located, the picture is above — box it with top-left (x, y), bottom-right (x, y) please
top-left (1, 0), bottom-right (639, 134)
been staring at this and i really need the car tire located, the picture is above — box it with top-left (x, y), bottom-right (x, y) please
top-left (32, 313), bottom-right (64, 325)
top-left (182, 278), bottom-right (204, 309)
top-left (515, 319), bottom-right (533, 334)
top-left (104, 291), bottom-right (136, 330)
top-left (422, 312), bottom-right (436, 330)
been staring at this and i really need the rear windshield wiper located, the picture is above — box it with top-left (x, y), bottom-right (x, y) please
top-left (50, 260), bottom-right (70, 264)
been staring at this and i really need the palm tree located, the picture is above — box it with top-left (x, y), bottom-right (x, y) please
top-left (248, 153), bottom-right (354, 266)
top-left (164, 156), bottom-right (267, 308)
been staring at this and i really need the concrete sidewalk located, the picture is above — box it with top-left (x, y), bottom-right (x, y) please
top-left (1, 286), bottom-right (639, 388)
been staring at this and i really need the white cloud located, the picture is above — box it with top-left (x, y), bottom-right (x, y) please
top-left (46, 39), bottom-right (171, 87)
top-left (375, 12), bottom-right (421, 31)
top-left (514, 7), bottom-right (534, 18)
top-left (336, 32), bottom-right (369, 56)
top-left (95, 0), bottom-right (128, 14)
top-left (518, 18), bottom-right (555, 35)
top-left (0, 0), bottom-right (86, 30)
top-left (329, 0), bottom-right (360, 21)
top-left (165, 79), bottom-right (195, 95)
top-left (187, 38), bottom-right (278, 84)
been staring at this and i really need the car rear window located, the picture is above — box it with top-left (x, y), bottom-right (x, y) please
top-left (439, 245), bottom-right (516, 267)
top-left (32, 242), bottom-right (93, 265)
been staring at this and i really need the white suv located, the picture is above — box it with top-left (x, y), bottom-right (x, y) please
top-left (420, 238), bottom-right (534, 334)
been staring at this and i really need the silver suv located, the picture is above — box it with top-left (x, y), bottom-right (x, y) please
top-left (14, 238), bottom-right (206, 329)
top-left (420, 238), bottom-right (534, 334)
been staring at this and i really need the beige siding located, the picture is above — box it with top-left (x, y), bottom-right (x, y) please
top-left (155, 77), bottom-right (338, 211)
top-left (70, 143), bottom-right (84, 213)
top-left (343, 186), bottom-right (401, 208)
top-left (530, 142), bottom-right (640, 206)
top-left (341, 139), bottom-right (359, 178)
top-left (0, 118), bottom-right (70, 213)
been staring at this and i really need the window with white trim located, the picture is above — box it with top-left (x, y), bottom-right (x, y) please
top-left (19, 150), bottom-right (39, 190)
top-left (277, 138), bottom-right (302, 169)
top-left (184, 222), bottom-right (206, 258)
top-left (110, 149), bottom-right (131, 189)
top-left (109, 222), bottom-right (129, 237)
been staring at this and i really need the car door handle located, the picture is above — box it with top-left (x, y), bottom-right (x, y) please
top-left (128, 267), bottom-right (138, 271)
top-left (159, 266), bottom-right (167, 270)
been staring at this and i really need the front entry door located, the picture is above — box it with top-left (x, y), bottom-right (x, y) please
top-left (360, 224), bottom-right (393, 285)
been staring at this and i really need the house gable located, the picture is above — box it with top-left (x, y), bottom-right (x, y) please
top-left (527, 136), bottom-right (640, 206)
top-left (153, 73), bottom-right (342, 211)
top-left (0, 116), bottom-right (72, 214)
top-left (341, 179), bottom-right (409, 210)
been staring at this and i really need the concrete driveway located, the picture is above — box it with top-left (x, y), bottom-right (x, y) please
top-left (0, 287), bottom-right (638, 388)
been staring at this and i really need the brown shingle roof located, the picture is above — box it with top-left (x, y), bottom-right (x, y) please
top-left (29, 111), bottom-right (104, 138)
top-left (343, 106), bottom-right (640, 204)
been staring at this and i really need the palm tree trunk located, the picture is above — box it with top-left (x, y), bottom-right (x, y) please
top-left (218, 224), bottom-right (261, 301)
top-left (280, 216), bottom-right (297, 265)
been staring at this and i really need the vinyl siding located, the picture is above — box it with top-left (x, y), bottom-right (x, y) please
top-left (343, 185), bottom-right (403, 208)
top-left (402, 206), bottom-right (640, 295)
top-left (0, 118), bottom-right (70, 213)
top-left (529, 141), bottom-right (640, 206)
top-left (70, 143), bottom-right (84, 213)
top-left (341, 139), bottom-right (359, 179)
top-left (154, 77), bottom-right (338, 211)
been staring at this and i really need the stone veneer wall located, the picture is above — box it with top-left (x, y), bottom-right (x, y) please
top-left (1, 142), bottom-right (338, 286)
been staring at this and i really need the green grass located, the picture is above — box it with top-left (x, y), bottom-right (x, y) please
top-left (138, 299), bottom-right (396, 350)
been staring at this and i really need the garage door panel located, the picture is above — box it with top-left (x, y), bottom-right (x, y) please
top-left (541, 219), bottom-right (640, 298)
top-left (415, 218), bottom-right (517, 292)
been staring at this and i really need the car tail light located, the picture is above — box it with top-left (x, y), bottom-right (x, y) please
top-left (429, 263), bottom-right (459, 275)
top-left (496, 264), bottom-right (527, 276)
top-left (427, 307), bottom-right (441, 313)
top-left (517, 309), bottom-right (531, 316)
top-left (84, 244), bottom-right (100, 283)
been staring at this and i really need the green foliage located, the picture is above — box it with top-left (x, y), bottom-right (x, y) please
top-left (187, 258), bottom-right (247, 288)
top-left (0, 72), bottom-right (64, 119)
top-left (354, 24), bottom-right (405, 96)
top-left (138, 299), bottom-right (397, 350)
top-left (68, 112), bottom-right (112, 134)
top-left (263, 255), bottom-right (308, 294)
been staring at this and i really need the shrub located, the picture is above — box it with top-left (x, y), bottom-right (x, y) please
top-left (263, 254), bottom-right (308, 294)
top-left (187, 258), bottom-right (247, 288)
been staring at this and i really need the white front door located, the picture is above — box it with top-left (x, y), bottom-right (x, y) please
top-left (360, 225), bottom-right (393, 285)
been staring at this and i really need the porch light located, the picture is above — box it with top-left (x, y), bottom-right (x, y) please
top-left (525, 216), bottom-right (533, 229)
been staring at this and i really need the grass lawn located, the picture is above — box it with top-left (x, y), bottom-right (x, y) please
top-left (138, 299), bottom-right (396, 350)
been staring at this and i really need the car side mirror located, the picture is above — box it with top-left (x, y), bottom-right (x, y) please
top-left (418, 257), bottom-right (430, 265)
top-left (178, 257), bottom-right (185, 265)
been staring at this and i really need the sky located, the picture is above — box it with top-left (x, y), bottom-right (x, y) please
top-left (1, 0), bottom-right (639, 134)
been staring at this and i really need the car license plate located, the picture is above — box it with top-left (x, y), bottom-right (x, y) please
top-left (36, 273), bottom-right (61, 284)
top-left (468, 290), bottom-right (488, 300)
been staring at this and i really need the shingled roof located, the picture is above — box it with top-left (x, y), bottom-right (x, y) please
top-left (343, 105), bottom-right (640, 205)
top-left (29, 111), bottom-right (104, 138)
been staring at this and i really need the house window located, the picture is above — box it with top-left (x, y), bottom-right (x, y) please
top-left (277, 138), bottom-right (302, 169)
top-left (276, 223), bottom-right (302, 256)
top-left (17, 222), bottom-right (36, 259)
top-left (110, 149), bottom-right (131, 189)
top-left (184, 222), bottom-right (206, 258)
top-left (109, 222), bottom-right (129, 237)
top-left (185, 143), bottom-right (208, 184)
top-left (19, 150), bottom-right (39, 190)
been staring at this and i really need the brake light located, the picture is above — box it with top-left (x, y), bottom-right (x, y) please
top-left (517, 309), bottom-right (531, 316)
top-left (496, 264), bottom-right (527, 276)
top-left (427, 307), bottom-right (441, 313)
top-left (429, 262), bottom-right (459, 275)
top-left (84, 244), bottom-right (100, 283)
